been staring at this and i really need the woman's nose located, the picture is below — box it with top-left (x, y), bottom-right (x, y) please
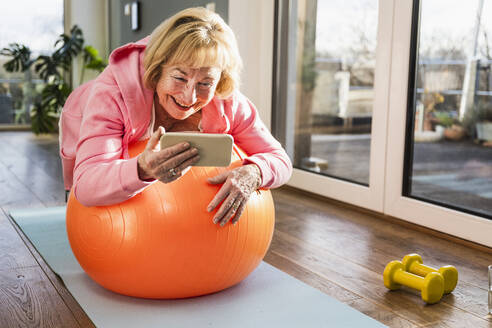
top-left (181, 84), bottom-right (197, 106)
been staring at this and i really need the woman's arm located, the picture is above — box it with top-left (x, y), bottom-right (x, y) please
top-left (205, 92), bottom-right (293, 226)
top-left (71, 89), bottom-right (154, 207)
top-left (230, 92), bottom-right (293, 189)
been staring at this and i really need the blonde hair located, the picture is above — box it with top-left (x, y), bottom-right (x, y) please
top-left (143, 7), bottom-right (242, 98)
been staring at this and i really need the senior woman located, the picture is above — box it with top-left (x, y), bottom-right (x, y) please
top-left (59, 7), bottom-right (292, 227)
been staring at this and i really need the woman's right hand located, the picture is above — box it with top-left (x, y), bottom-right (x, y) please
top-left (137, 127), bottom-right (200, 183)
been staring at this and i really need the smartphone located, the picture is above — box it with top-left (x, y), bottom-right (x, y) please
top-left (160, 132), bottom-right (234, 167)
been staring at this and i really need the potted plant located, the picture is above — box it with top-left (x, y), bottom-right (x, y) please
top-left (433, 111), bottom-right (466, 141)
top-left (421, 90), bottom-right (444, 131)
top-left (0, 25), bottom-right (106, 134)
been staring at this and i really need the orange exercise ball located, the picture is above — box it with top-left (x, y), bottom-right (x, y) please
top-left (66, 140), bottom-right (275, 299)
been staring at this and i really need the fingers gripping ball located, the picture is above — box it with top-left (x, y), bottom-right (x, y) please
top-left (383, 260), bottom-right (444, 304)
top-left (66, 140), bottom-right (275, 299)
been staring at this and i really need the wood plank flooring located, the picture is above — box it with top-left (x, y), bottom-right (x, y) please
top-left (0, 132), bottom-right (94, 327)
top-left (0, 131), bottom-right (491, 327)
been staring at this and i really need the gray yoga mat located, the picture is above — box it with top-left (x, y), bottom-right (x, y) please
top-left (9, 207), bottom-right (386, 328)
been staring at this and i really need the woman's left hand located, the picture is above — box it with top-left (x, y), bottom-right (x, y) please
top-left (207, 164), bottom-right (262, 226)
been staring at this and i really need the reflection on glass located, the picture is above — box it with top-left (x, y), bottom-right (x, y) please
top-left (293, 0), bottom-right (378, 185)
top-left (407, 0), bottom-right (492, 217)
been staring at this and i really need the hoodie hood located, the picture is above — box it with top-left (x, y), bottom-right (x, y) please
top-left (108, 37), bottom-right (154, 142)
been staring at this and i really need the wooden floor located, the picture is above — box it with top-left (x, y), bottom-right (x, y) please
top-left (0, 131), bottom-right (491, 327)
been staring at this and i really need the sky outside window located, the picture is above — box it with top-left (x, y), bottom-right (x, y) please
top-left (315, 0), bottom-right (492, 59)
top-left (0, 0), bottom-right (63, 56)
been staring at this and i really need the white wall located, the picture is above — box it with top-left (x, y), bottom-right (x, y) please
top-left (228, 0), bottom-right (275, 129)
top-left (64, 0), bottom-right (108, 87)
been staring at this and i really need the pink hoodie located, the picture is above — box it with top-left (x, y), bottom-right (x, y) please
top-left (59, 38), bottom-right (292, 207)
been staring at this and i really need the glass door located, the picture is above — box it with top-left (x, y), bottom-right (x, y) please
top-left (404, 0), bottom-right (492, 219)
top-left (272, 0), bottom-right (492, 246)
top-left (290, 0), bottom-right (379, 186)
top-left (273, 0), bottom-right (395, 211)
top-left (385, 0), bottom-right (492, 247)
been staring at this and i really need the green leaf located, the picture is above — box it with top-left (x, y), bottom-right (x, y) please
top-left (34, 55), bottom-right (61, 81)
top-left (30, 101), bottom-right (59, 134)
top-left (0, 43), bottom-right (34, 72)
top-left (40, 80), bottom-right (71, 112)
top-left (83, 45), bottom-right (107, 72)
top-left (83, 45), bottom-right (99, 59)
top-left (53, 25), bottom-right (84, 69)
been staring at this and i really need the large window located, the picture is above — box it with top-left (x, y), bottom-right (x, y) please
top-left (0, 0), bottom-right (64, 126)
top-left (404, 0), bottom-right (492, 218)
top-left (274, 0), bottom-right (378, 185)
top-left (273, 0), bottom-right (492, 246)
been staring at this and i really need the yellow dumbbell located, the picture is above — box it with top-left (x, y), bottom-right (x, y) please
top-left (402, 254), bottom-right (458, 294)
top-left (383, 260), bottom-right (444, 304)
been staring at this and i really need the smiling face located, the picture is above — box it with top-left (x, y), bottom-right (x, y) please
top-left (155, 65), bottom-right (222, 120)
